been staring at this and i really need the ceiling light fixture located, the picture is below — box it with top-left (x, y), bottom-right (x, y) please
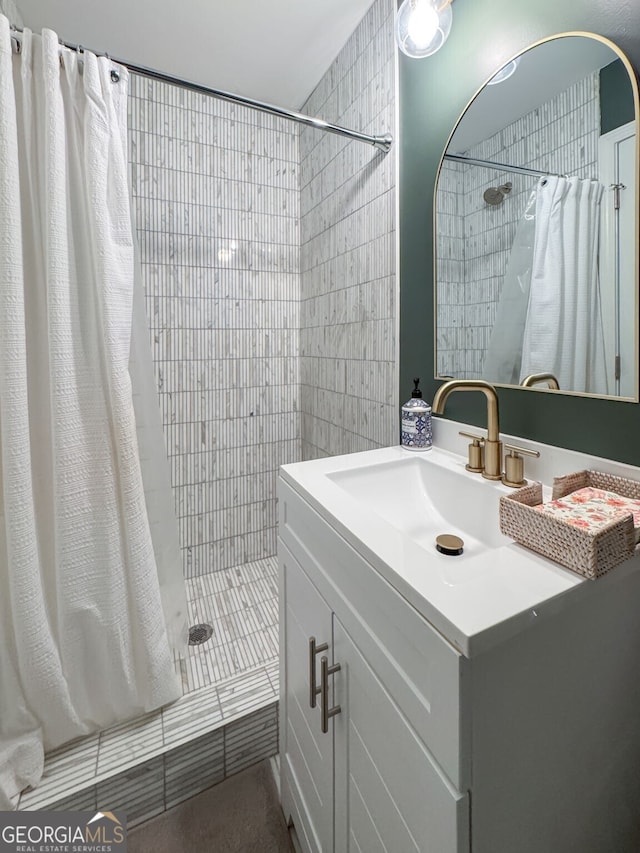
top-left (487, 57), bottom-right (521, 85)
top-left (395, 0), bottom-right (453, 59)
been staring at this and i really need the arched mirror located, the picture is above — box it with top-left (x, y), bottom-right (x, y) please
top-left (434, 33), bottom-right (639, 399)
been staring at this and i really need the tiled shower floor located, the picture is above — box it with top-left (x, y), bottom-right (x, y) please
top-left (180, 558), bottom-right (279, 691)
top-left (17, 557), bottom-right (280, 820)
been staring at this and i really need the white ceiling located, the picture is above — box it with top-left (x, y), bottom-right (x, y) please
top-left (450, 37), bottom-right (619, 152)
top-left (16, 0), bottom-right (376, 110)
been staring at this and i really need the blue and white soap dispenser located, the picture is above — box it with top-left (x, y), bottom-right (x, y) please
top-left (401, 378), bottom-right (432, 451)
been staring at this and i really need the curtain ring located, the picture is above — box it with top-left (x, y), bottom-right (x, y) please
top-left (104, 53), bottom-right (120, 83)
top-left (104, 52), bottom-right (120, 82)
top-left (75, 44), bottom-right (85, 74)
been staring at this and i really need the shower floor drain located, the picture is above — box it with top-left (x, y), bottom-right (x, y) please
top-left (188, 623), bottom-right (214, 645)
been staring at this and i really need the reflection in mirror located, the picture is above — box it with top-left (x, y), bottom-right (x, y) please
top-left (435, 34), bottom-right (638, 399)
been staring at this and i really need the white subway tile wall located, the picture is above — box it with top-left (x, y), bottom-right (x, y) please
top-left (128, 76), bottom-right (302, 577)
top-left (299, 0), bottom-right (397, 460)
top-left (437, 72), bottom-right (599, 378)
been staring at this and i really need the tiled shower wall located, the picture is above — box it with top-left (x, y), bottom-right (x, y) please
top-left (128, 0), bottom-right (398, 573)
top-left (128, 76), bottom-right (301, 578)
top-left (437, 72), bottom-right (599, 378)
top-left (299, 0), bottom-right (397, 460)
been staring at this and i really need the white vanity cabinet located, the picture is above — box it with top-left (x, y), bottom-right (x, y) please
top-left (279, 478), bottom-right (469, 853)
top-left (278, 462), bottom-right (640, 853)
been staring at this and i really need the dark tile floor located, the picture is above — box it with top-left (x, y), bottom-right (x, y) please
top-left (127, 760), bottom-right (294, 853)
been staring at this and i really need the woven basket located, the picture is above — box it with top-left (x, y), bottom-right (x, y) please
top-left (499, 471), bottom-right (639, 579)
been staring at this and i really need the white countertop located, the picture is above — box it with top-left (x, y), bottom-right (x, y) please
top-left (280, 419), bottom-right (640, 657)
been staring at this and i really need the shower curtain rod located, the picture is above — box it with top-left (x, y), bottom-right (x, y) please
top-left (10, 26), bottom-right (393, 153)
top-left (444, 153), bottom-right (566, 179)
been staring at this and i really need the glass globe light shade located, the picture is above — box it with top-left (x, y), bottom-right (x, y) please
top-left (487, 57), bottom-right (521, 85)
top-left (395, 0), bottom-right (453, 59)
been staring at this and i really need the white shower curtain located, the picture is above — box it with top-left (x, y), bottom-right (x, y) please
top-left (0, 18), bottom-right (184, 808)
top-left (482, 187), bottom-right (538, 385)
top-left (520, 176), bottom-right (608, 394)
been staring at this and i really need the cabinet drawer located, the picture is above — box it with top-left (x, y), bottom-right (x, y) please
top-left (279, 478), bottom-right (469, 791)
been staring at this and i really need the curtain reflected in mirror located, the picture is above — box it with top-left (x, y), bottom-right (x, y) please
top-left (434, 34), bottom-right (638, 400)
top-left (482, 175), bottom-right (607, 394)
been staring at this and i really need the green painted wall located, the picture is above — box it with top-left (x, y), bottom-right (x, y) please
top-left (399, 0), bottom-right (640, 464)
top-left (600, 58), bottom-right (635, 134)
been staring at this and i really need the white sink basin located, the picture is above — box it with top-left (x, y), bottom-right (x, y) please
top-left (280, 441), bottom-right (591, 655)
top-left (327, 453), bottom-right (510, 554)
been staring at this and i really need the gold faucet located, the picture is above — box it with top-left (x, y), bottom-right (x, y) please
top-left (432, 379), bottom-right (503, 480)
top-left (521, 372), bottom-right (560, 390)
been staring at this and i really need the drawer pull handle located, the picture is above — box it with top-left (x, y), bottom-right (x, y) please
top-left (320, 655), bottom-right (341, 734)
top-left (309, 637), bottom-right (328, 708)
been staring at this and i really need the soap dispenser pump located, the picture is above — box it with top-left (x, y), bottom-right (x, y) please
top-left (401, 378), bottom-right (432, 451)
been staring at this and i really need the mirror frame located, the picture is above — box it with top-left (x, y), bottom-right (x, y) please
top-left (433, 31), bottom-right (640, 402)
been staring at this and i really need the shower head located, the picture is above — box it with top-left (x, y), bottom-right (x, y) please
top-left (483, 182), bottom-right (512, 205)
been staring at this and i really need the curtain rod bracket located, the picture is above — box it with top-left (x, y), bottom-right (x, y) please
top-left (373, 133), bottom-right (393, 153)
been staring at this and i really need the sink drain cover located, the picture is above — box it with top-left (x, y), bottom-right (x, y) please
top-left (435, 534), bottom-right (464, 556)
top-left (188, 623), bottom-right (213, 645)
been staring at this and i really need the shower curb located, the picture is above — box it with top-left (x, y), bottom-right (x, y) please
top-left (18, 665), bottom-right (279, 826)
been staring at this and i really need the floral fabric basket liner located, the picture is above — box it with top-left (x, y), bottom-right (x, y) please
top-left (499, 470), bottom-right (640, 579)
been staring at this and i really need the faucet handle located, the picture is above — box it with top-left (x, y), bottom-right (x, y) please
top-left (459, 431), bottom-right (484, 442)
top-left (502, 443), bottom-right (541, 488)
top-left (458, 431), bottom-right (484, 473)
top-left (504, 443), bottom-right (540, 458)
